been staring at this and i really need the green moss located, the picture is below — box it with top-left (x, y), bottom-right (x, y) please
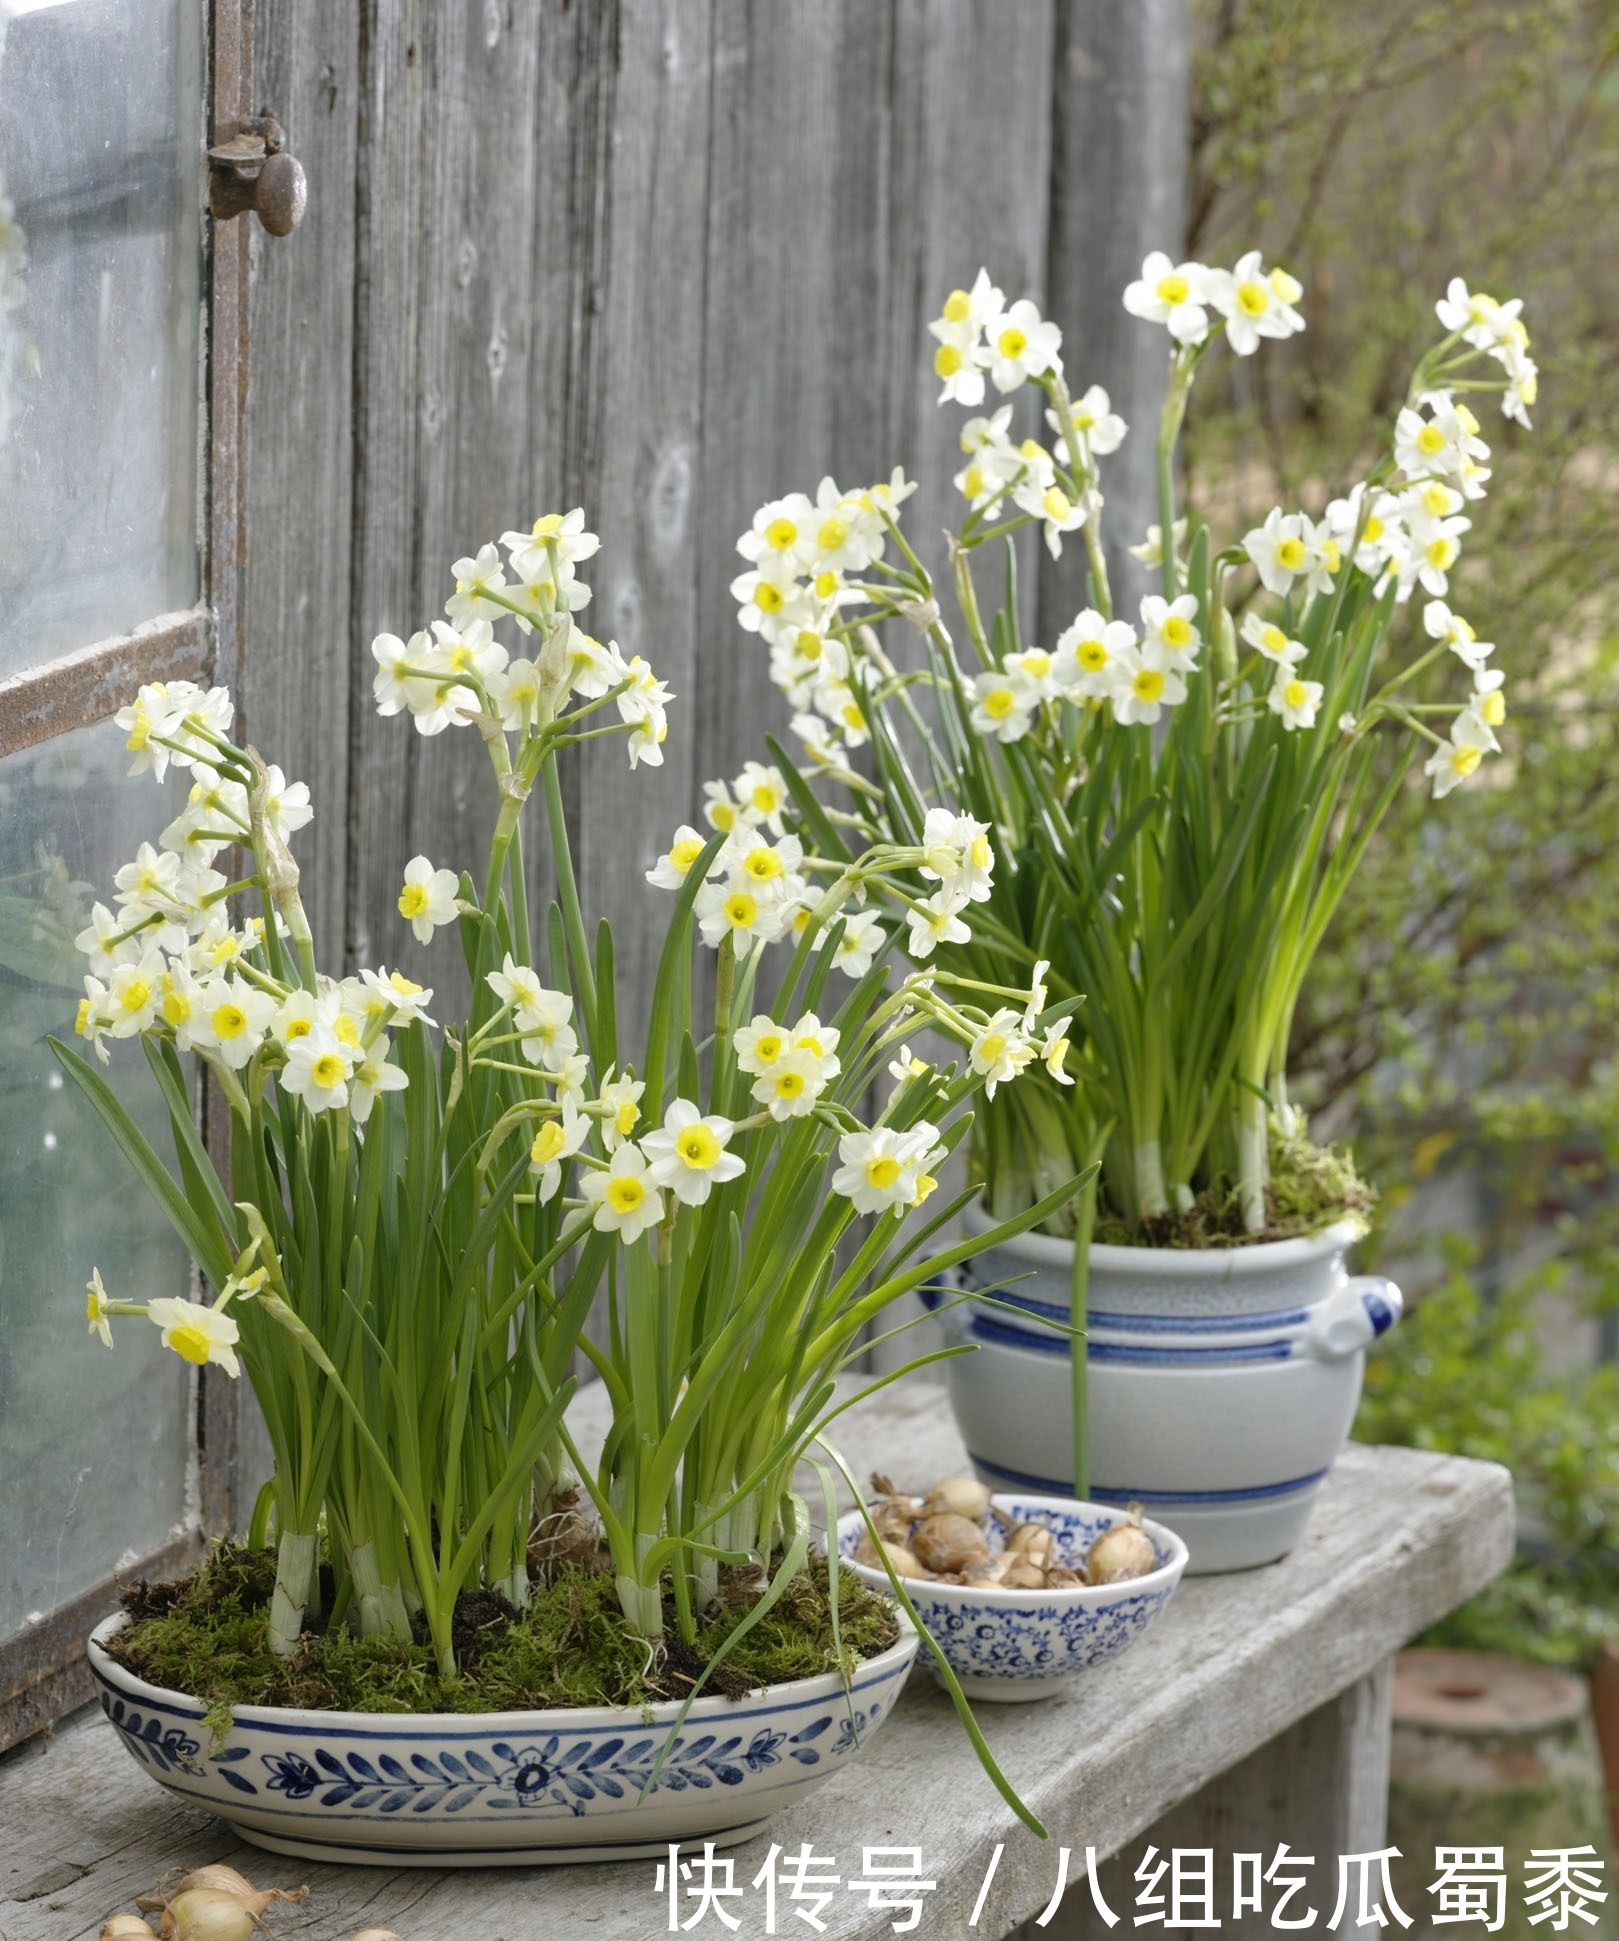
top-left (1092, 1127), bottom-right (1375, 1249)
top-left (107, 1544), bottom-right (899, 1716)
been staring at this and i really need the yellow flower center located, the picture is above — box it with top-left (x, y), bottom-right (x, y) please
top-left (961, 464), bottom-right (985, 501)
top-left (817, 516), bottom-right (849, 552)
top-left (1416, 423), bottom-right (1448, 456)
top-left (311, 1052), bottom-right (347, 1090)
top-left (614, 1099), bottom-right (640, 1135)
top-left (1260, 624), bottom-right (1289, 655)
top-left (1450, 744), bottom-right (1483, 778)
top-left (1421, 485), bottom-right (1452, 517)
top-left (124, 706), bottom-right (151, 752)
top-left (283, 1016), bottom-right (313, 1041)
top-left (1156, 273), bottom-right (1189, 305)
top-left (841, 701), bottom-right (864, 729)
top-left (1457, 403), bottom-right (1481, 435)
top-left (933, 343), bottom-right (963, 379)
top-left (765, 517), bottom-right (798, 551)
top-left (161, 985), bottom-right (191, 1028)
top-left (795, 629), bottom-right (822, 661)
top-left (1021, 651), bottom-right (1052, 680)
top-left (814, 571), bottom-right (840, 599)
top-left (1077, 637), bottom-right (1108, 672)
top-left (1133, 668), bottom-right (1166, 703)
top-left (399, 882), bottom-right (430, 919)
top-left (1275, 538), bottom-right (1307, 571)
top-left (998, 326), bottom-right (1028, 359)
top-left (213, 1003), bottom-right (247, 1040)
top-left (754, 582), bottom-right (785, 614)
top-left (75, 998), bottom-right (92, 1033)
top-left (865, 1155), bottom-right (903, 1190)
top-left (670, 837), bottom-right (704, 874)
top-left (753, 1032), bottom-right (784, 1064)
top-left (531, 1121), bottom-right (567, 1165)
top-left (750, 783), bottom-right (780, 813)
top-left (1042, 486), bottom-right (1072, 522)
top-left (1019, 439), bottom-right (1044, 461)
top-left (209, 934), bottom-right (239, 965)
top-left (911, 1173), bottom-right (938, 1206)
top-left (709, 801), bottom-right (737, 831)
top-left (1426, 537), bottom-right (1457, 570)
top-left (1363, 515), bottom-right (1384, 544)
top-left (725, 891), bottom-right (759, 929)
top-left (1481, 690), bottom-right (1506, 727)
top-left (744, 847), bottom-right (784, 882)
top-left (168, 1323), bottom-right (215, 1366)
top-left (978, 1033), bottom-right (1007, 1064)
top-left (1236, 280), bottom-right (1270, 317)
top-left (969, 833), bottom-right (992, 868)
top-left (773, 1069), bottom-right (806, 1099)
top-left (607, 1174), bottom-right (646, 1214)
top-left (531, 513), bottom-right (564, 538)
top-left (1283, 680), bottom-right (1308, 709)
top-left (676, 1124), bottom-right (723, 1169)
top-left (942, 289), bottom-right (971, 323)
top-left (1162, 614), bottom-right (1194, 649)
top-left (120, 979), bottom-right (152, 1014)
top-left (983, 687), bottom-right (1016, 721)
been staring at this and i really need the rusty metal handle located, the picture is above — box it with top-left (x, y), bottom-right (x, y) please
top-left (208, 115), bottom-right (306, 237)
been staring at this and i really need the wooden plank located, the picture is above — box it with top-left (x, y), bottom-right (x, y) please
top-left (243, 0), bottom-right (362, 964)
top-left (1038, 0), bottom-right (1190, 643)
top-left (0, 1383), bottom-right (1513, 1941)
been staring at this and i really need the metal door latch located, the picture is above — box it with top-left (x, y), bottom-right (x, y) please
top-left (208, 115), bottom-right (307, 237)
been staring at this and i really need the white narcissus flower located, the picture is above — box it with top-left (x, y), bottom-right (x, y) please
top-left (446, 543), bottom-right (509, 629)
top-left (1472, 665), bottom-right (1506, 729)
top-left (76, 977), bottom-right (111, 1062)
top-left (1054, 610), bottom-right (1137, 700)
top-left (805, 478), bottom-right (877, 577)
top-left (616, 656), bottom-right (674, 770)
top-left (1268, 671), bottom-right (1325, 732)
top-left (983, 296), bottom-right (1064, 394)
top-left (643, 1100), bottom-right (745, 1206)
top-left (736, 493), bottom-right (817, 575)
top-left (550, 1052), bottom-right (590, 1108)
top-left (1046, 385), bottom-right (1127, 456)
top-left (157, 963), bottom-right (210, 1051)
top-left (920, 807), bottom-right (995, 904)
top-left (1240, 612), bottom-right (1307, 667)
top-left (398, 855), bottom-right (461, 945)
top-left (734, 1014), bottom-right (789, 1074)
top-left (1032, 481), bottom-right (1086, 560)
top-left (199, 977), bottom-right (276, 1069)
top-left (1041, 1019), bottom-right (1075, 1085)
top-left (597, 1067), bottom-right (646, 1151)
top-left (114, 842), bottom-right (186, 920)
top-left (752, 1048), bottom-right (826, 1120)
top-left (106, 950), bottom-right (164, 1038)
top-left (257, 765), bottom-right (313, 842)
top-left (906, 890), bottom-right (972, 960)
top-left (281, 1025), bottom-right (355, 1114)
top-left (348, 1050), bottom-right (409, 1126)
top-left (969, 1007), bottom-right (1037, 1099)
top-left (371, 630), bottom-right (433, 720)
top-left (1123, 251), bottom-right (1214, 345)
top-left (1203, 251), bottom-right (1305, 356)
top-left (695, 878), bottom-right (790, 950)
top-left (1109, 647), bottom-right (1187, 727)
top-left (148, 1296), bottom-right (240, 1376)
top-left (927, 269), bottom-right (1004, 408)
top-left (358, 966), bottom-right (436, 1030)
top-left (1243, 508), bottom-right (1310, 598)
top-left (499, 508), bottom-right (600, 595)
top-left (789, 1013), bottom-right (841, 1084)
top-left (702, 778), bottom-right (741, 834)
top-left (813, 677), bottom-right (870, 749)
top-left (1139, 594), bottom-right (1202, 672)
top-left (528, 1097), bottom-right (587, 1202)
top-left (486, 658), bottom-right (542, 732)
top-left (1435, 278), bottom-right (1525, 351)
top-left (1324, 483), bottom-right (1407, 583)
top-left (833, 908), bottom-right (885, 979)
top-left (1025, 958), bottom-right (1050, 1028)
top-left (647, 824), bottom-right (711, 891)
top-left (86, 1269), bottom-right (114, 1348)
top-left (968, 668), bottom-right (1036, 743)
top-left (733, 760), bottom-right (791, 835)
top-left (1408, 509), bottom-right (1470, 598)
top-left (1424, 719), bottom-right (1497, 798)
top-left (582, 1142), bottom-right (664, 1242)
top-left (115, 680), bottom-right (233, 782)
top-left (75, 901), bottom-right (141, 978)
top-left (832, 1123), bottom-right (940, 1216)
top-left (730, 564), bottom-right (800, 643)
top-left (1422, 601), bottom-right (1495, 671)
top-left (488, 957), bottom-right (577, 1071)
top-left (1500, 352), bottom-right (1537, 428)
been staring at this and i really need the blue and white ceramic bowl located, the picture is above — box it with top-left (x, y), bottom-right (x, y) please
top-left (88, 1610), bottom-right (919, 1866)
top-left (836, 1495), bottom-right (1185, 1702)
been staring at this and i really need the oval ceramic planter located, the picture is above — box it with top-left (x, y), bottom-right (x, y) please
top-left (836, 1494), bottom-right (1186, 1701)
top-left (88, 1611), bottom-right (919, 1866)
top-left (937, 1208), bottom-right (1402, 1574)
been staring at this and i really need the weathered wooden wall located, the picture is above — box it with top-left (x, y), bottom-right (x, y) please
top-left (243, 0), bottom-right (1187, 1042)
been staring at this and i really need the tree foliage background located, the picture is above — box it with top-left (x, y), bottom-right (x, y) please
top-left (1186, 0), bottom-right (1619, 1657)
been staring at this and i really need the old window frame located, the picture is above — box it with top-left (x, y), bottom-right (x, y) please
top-left (0, 0), bottom-right (252, 1752)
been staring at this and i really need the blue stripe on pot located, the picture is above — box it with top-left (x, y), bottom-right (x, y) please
top-left (966, 1313), bottom-right (1296, 1363)
top-left (966, 1450), bottom-right (1331, 1506)
top-left (954, 1270), bottom-right (1314, 1335)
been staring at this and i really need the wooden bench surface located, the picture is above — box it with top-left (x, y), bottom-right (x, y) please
top-left (0, 1380), bottom-right (1513, 1941)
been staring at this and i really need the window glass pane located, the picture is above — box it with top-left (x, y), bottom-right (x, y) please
top-left (0, 0), bottom-right (202, 679)
top-left (0, 716), bottom-right (191, 1635)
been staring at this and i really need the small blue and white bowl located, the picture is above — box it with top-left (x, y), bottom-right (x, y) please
top-left (836, 1494), bottom-right (1186, 1702)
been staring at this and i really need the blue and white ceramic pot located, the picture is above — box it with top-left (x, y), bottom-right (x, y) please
top-left (938, 1208), bottom-right (1402, 1575)
top-left (88, 1611), bottom-right (919, 1866)
top-left (837, 1494), bottom-right (1186, 1701)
